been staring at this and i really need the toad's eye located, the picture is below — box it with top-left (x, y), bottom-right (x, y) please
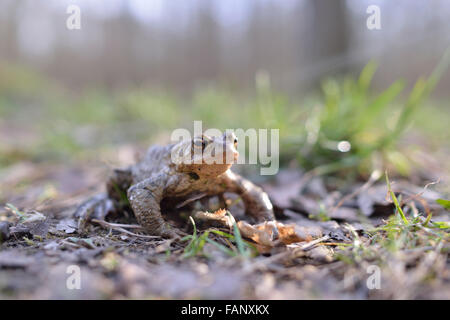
top-left (193, 138), bottom-right (206, 150)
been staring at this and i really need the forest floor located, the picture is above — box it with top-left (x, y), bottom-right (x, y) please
top-left (0, 144), bottom-right (449, 300)
top-left (1, 64), bottom-right (449, 299)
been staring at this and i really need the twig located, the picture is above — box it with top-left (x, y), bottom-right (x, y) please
top-left (60, 240), bottom-right (83, 249)
top-left (91, 219), bottom-right (160, 239)
top-left (243, 235), bottom-right (332, 274)
top-left (401, 178), bottom-right (440, 217)
top-left (318, 242), bottom-right (351, 246)
top-left (96, 221), bottom-right (144, 230)
top-left (176, 193), bottom-right (208, 208)
top-left (293, 235), bottom-right (330, 251)
top-left (402, 245), bottom-right (443, 254)
top-left (330, 169), bottom-right (382, 214)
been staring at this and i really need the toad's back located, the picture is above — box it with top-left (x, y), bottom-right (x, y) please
top-left (130, 144), bottom-right (176, 184)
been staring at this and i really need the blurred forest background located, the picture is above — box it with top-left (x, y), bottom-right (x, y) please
top-left (1, 0), bottom-right (450, 184)
top-left (0, 0), bottom-right (450, 301)
top-left (2, 0), bottom-right (450, 92)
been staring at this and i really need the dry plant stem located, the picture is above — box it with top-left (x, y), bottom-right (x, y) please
top-left (402, 246), bottom-right (442, 254)
top-left (402, 179), bottom-right (440, 203)
top-left (91, 219), bottom-right (161, 239)
top-left (297, 170), bottom-right (317, 195)
top-left (293, 235), bottom-right (330, 251)
top-left (176, 193), bottom-right (208, 209)
top-left (400, 178), bottom-right (440, 217)
top-left (96, 221), bottom-right (144, 230)
top-left (60, 240), bottom-right (83, 249)
top-left (243, 235), bottom-right (331, 274)
top-left (318, 242), bottom-right (351, 246)
top-left (331, 169), bottom-right (381, 214)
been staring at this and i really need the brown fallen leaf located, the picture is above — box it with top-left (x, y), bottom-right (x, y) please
top-left (194, 209), bottom-right (317, 248)
top-left (237, 221), bottom-right (274, 247)
top-left (277, 223), bottom-right (313, 244)
top-left (237, 220), bottom-right (315, 246)
top-left (195, 209), bottom-right (233, 227)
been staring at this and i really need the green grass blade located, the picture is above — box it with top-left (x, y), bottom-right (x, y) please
top-left (205, 238), bottom-right (236, 257)
top-left (6, 203), bottom-right (25, 218)
top-left (353, 80), bottom-right (405, 133)
top-left (358, 60), bottom-right (377, 92)
top-left (423, 213), bottom-right (432, 227)
top-left (385, 171), bottom-right (409, 225)
top-left (436, 199), bottom-right (450, 210)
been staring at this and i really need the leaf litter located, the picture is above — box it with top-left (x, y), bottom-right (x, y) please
top-left (0, 162), bottom-right (449, 299)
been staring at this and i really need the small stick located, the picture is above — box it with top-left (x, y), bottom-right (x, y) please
top-left (176, 193), bottom-right (208, 208)
top-left (96, 221), bottom-right (144, 230)
top-left (402, 178), bottom-right (441, 203)
top-left (91, 219), bottom-right (160, 239)
top-left (293, 235), bottom-right (330, 251)
top-left (318, 242), bottom-right (351, 246)
top-left (243, 235), bottom-right (332, 274)
top-left (330, 169), bottom-right (381, 214)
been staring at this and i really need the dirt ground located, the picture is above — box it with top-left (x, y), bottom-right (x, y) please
top-left (0, 147), bottom-right (449, 300)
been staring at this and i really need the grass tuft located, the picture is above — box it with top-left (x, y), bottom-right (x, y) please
top-left (182, 214), bottom-right (256, 259)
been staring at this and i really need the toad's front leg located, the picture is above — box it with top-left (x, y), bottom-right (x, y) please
top-left (222, 171), bottom-right (275, 223)
top-left (127, 174), bottom-right (184, 238)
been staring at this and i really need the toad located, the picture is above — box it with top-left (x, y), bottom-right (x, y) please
top-left (75, 132), bottom-right (275, 238)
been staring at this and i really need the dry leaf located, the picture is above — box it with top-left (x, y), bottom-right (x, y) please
top-left (237, 221), bottom-right (274, 247)
top-left (276, 223), bottom-right (308, 244)
top-left (195, 210), bottom-right (319, 248)
top-left (194, 209), bottom-right (233, 227)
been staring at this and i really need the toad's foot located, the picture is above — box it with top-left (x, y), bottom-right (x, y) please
top-left (127, 174), bottom-right (187, 239)
top-left (74, 194), bottom-right (115, 233)
top-left (222, 171), bottom-right (275, 223)
top-left (159, 224), bottom-right (187, 240)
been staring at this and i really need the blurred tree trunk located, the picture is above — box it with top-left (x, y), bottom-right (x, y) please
top-left (304, 0), bottom-right (350, 88)
top-left (1, 1), bottom-right (21, 60)
top-left (192, 1), bottom-right (221, 83)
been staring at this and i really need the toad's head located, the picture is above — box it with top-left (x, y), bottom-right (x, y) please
top-left (172, 132), bottom-right (239, 178)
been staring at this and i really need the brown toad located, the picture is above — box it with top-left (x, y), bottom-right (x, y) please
top-left (75, 132), bottom-right (275, 238)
